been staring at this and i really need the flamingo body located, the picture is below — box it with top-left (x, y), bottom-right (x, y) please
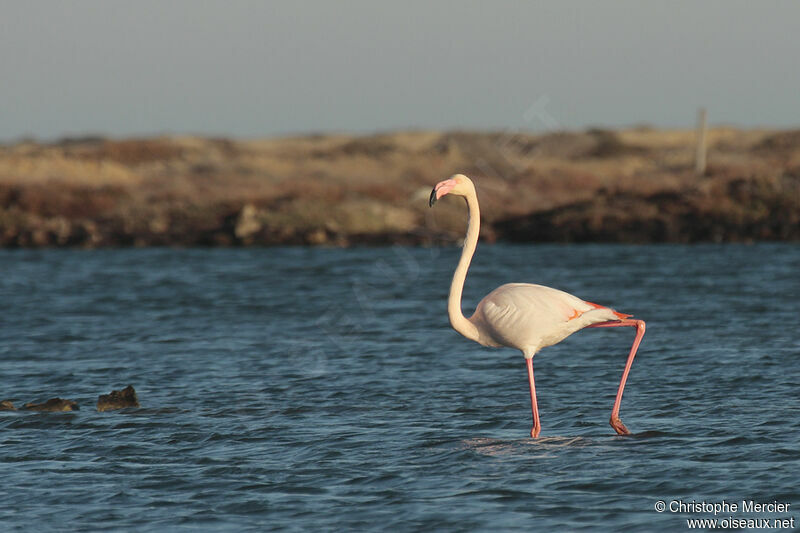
top-left (429, 174), bottom-right (646, 438)
top-left (471, 283), bottom-right (623, 356)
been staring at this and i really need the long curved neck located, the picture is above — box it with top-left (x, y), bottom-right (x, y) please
top-left (448, 191), bottom-right (482, 343)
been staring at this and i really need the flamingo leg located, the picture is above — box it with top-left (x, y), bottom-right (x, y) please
top-left (586, 319), bottom-right (646, 435)
top-left (525, 357), bottom-right (541, 438)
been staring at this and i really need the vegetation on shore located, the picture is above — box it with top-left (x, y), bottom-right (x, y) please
top-left (1, 128), bottom-right (798, 247)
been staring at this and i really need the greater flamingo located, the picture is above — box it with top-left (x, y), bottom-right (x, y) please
top-left (429, 174), bottom-right (646, 437)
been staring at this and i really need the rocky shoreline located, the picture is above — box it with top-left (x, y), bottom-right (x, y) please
top-left (1, 128), bottom-right (798, 247)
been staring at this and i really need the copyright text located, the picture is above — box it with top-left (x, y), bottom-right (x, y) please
top-left (654, 500), bottom-right (795, 529)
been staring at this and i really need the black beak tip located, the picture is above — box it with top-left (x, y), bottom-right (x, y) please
top-left (428, 188), bottom-right (437, 207)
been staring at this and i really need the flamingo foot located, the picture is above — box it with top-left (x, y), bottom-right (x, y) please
top-left (530, 425), bottom-right (541, 438)
top-left (610, 416), bottom-right (631, 436)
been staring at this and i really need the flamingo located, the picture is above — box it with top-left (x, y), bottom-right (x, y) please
top-left (429, 174), bottom-right (646, 438)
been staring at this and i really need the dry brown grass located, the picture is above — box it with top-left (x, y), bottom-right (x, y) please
top-left (1, 127), bottom-right (798, 246)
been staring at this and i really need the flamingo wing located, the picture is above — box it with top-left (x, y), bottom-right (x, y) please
top-left (471, 283), bottom-right (627, 353)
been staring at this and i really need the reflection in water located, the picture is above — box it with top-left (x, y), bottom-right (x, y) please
top-left (463, 436), bottom-right (588, 457)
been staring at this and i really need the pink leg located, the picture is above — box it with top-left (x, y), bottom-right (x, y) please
top-left (586, 319), bottom-right (646, 435)
top-left (526, 358), bottom-right (541, 438)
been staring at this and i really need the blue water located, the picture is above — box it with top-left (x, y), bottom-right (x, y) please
top-left (1, 244), bottom-right (798, 531)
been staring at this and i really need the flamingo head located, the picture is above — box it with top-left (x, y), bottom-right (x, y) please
top-left (428, 174), bottom-right (475, 207)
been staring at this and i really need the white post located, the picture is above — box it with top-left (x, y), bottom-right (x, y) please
top-left (695, 108), bottom-right (707, 175)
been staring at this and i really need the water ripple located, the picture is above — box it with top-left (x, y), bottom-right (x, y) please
top-left (1, 244), bottom-right (798, 531)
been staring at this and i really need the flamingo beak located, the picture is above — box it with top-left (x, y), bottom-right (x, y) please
top-left (429, 178), bottom-right (458, 207)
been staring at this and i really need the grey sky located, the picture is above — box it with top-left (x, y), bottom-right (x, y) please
top-left (1, 0), bottom-right (798, 141)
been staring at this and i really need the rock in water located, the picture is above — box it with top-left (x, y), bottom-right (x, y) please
top-left (0, 400), bottom-right (16, 410)
top-left (23, 398), bottom-right (79, 412)
top-left (97, 385), bottom-right (140, 412)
